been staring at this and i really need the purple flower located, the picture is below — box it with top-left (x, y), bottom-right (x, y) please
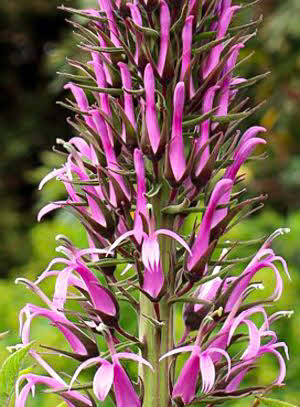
top-left (160, 344), bottom-right (231, 404)
top-left (127, 3), bottom-right (143, 65)
top-left (168, 82), bottom-right (186, 183)
top-left (16, 373), bottom-right (92, 407)
top-left (157, 1), bottom-right (171, 77)
top-left (133, 148), bottom-right (149, 244)
top-left (144, 64), bottom-right (161, 155)
top-left (203, 6), bottom-right (240, 78)
top-left (108, 227), bottom-right (191, 299)
top-left (19, 304), bottom-right (91, 356)
top-left (194, 85), bottom-right (220, 177)
top-left (69, 352), bottom-right (153, 407)
top-left (187, 178), bottom-right (233, 274)
top-left (181, 16), bottom-right (194, 97)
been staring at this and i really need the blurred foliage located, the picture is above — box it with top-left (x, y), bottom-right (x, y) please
top-left (1, 0), bottom-right (300, 405)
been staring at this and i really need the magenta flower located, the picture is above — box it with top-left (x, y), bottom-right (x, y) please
top-left (160, 344), bottom-right (231, 404)
top-left (108, 226), bottom-right (191, 299)
top-left (144, 64), bottom-right (161, 156)
top-left (168, 82), bottom-right (187, 183)
top-left (16, 373), bottom-right (92, 407)
top-left (194, 85), bottom-right (220, 177)
top-left (181, 16), bottom-right (194, 97)
top-left (157, 1), bottom-right (171, 77)
top-left (133, 148), bottom-right (149, 245)
top-left (187, 178), bottom-right (233, 274)
top-left (69, 351), bottom-right (153, 407)
top-left (19, 304), bottom-right (93, 356)
top-left (203, 6), bottom-right (240, 78)
top-left (225, 229), bottom-right (291, 312)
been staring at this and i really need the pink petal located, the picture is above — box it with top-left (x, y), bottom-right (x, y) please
top-left (203, 6), bottom-right (240, 78)
top-left (155, 229), bottom-right (192, 255)
top-left (141, 234), bottom-right (161, 271)
top-left (157, 1), bottom-right (171, 76)
top-left (159, 345), bottom-right (199, 361)
top-left (169, 82), bottom-right (186, 181)
top-left (69, 356), bottom-right (107, 390)
top-left (180, 16), bottom-right (194, 96)
top-left (206, 347), bottom-right (231, 379)
top-left (142, 263), bottom-right (164, 298)
top-left (38, 167), bottom-right (66, 190)
top-left (114, 352), bottom-right (153, 370)
top-left (228, 305), bottom-right (268, 345)
top-left (259, 347), bottom-right (287, 384)
top-left (133, 149), bottom-right (149, 244)
top-left (93, 363), bottom-right (114, 401)
top-left (200, 354), bottom-right (215, 393)
top-left (69, 137), bottom-right (92, 160)
top-left (235, 126), bottom-right (266, 155)
top-left (225, 138), bottom-right (266, 180)
top-left (172, 352), bottom-right (200, 404)
top-left (225, 262), bottom-right (272, 312)
top-left (98, 0), bottom-right (120, 46)
top-left (188, 179), bottom-right (233, 271)
top-left (107, 230), bottom-right (137, 256)
top-left (194, 85), bottom-right (220, 176)
top-left (22, 304), bottom-right (88, 355)
top-left (53, 266), bottom-right (73, 309)
top-left (64, 82), bottom-right (95, 130)
top-left (73, 261), bottom-right (117, 316)
top-left (240, 320), bottom-right (261, 360)
top-left (225, 367), bottom-right (250, 392)
top-left (144, 64), bottom-right (161, 154)
top-left (113, 361), bottom-right (140, 407)
top-left (127, 4), bottom-right (143, 64)
top-left (118, 62), bottom-right (136, 131)
top-left (37, 201), bottom-right (65, 221)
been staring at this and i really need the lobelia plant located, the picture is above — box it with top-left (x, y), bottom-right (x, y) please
top-left (13, 0), bottom-right (294, 406)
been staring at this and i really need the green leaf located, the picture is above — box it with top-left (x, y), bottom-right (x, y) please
top-left (0, 342), bottom-right (35, 403)
top-left (257, 397), bottom-right (299, 407)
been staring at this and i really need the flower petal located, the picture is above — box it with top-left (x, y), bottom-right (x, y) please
top-left (114, 352), bottom-right (153, 371)
top-left (200, 354), bottom-right (215, 393)
top-left (69, 356), bottom-right (107, 390)
top-left (113, 361), bottom-right (140, 407)
top-left (157, 1), bottom-right (171, 76)
top-left (169, 82), bottom-right (186, 181)
top-left (206, 347), bottom-right (231, 379)
top-left (93, 363), bottom-right (114, 401)
top-left (159, 345), bottom-right (199, 361)
top-left (155, 229), bottom-right (192, 255)
top-left (144, 64), bottom-right (161, 154)
top-left (172, 352), bottom-right (200, 404)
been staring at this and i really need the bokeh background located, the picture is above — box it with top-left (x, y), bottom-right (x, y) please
top-left (0, 0), bottom-right (300, 405)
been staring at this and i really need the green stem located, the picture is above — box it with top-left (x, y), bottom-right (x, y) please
top-left (139, 183), bottom-right (174, 407)
top-left (139, 295), bottom-right (173, 407)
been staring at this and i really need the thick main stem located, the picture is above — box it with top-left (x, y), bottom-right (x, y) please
top-left (139, 186), bottom-right (174, 407)
top-left (139, 296), bottom-right (173, 407)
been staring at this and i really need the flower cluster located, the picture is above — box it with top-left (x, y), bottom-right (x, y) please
top-left (15, 1), bottom-right (292, 406)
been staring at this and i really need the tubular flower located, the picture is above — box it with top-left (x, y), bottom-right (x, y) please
top-left (69, 332), bottom-right (153, 407)
top-left (160, 344), bottom-right (231, 404)
top-left (14, 1), bottom-right (292, 406)
top-left (187, 178), bottom-right (233, 275)
top-left (15, 374), bottom-right (93, 407)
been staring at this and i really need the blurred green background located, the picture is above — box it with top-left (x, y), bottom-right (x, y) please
top-left (0, 0), bottom-right (300, 405)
